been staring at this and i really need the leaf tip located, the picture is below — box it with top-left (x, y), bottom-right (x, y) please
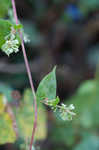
top-left (53, 65), bottom-right (57, 73)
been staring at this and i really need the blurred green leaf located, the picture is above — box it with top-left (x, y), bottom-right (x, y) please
top-left (79, 0), bottom-right (99, 14)
top-left (0, 94), bottom-right (16, 144)
top-left (0, 113), bottom-right (16, 144)
top-left (65, 79), bottom-right (99, 128)
top-left (0, 0), bottom-right (11, 18)
top-left (50, 122), bottom-right (76, 146)
top-left (51, 79), bottom-right (99, 147)
top-left (80, 0), bottom-right (99, 8)
top-left (74, 135), bottom-right (99, 150)
top-left (77, 80), bottom-right (96, 95)
top-left (0, 83), bottom-right (13, 102)
top-left (14, 89), bottom-right (47, 140)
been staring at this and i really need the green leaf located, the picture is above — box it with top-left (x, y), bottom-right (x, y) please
top-left (14, 89), bottom-right (47, 140)
top-left (66, 79), bottom-right (99, 128)
top-left (0, 83), bottom-right (13, 102)
top-left (53, 96), bottom-right (60, 106)
top-left (79, 0), bottom-right (99, 15)
top-left (65, 80), bottom-right (95, 128)
top-left (0, 0), bottom-right (11, 18)
top-left (13, 24), bottom-right (23, 30)
top-left (0, 94), bottom-right (16, 144)
top-left (51, 79), bottom-right (99, 147)
top-left (50, 119), bottom-right (76, 146)
top-left (44, 96), bottom-right (60, 107)
top-left (77, 80), bottom-right (96, 95)
top-left (0, 113), bottom-right (16, 144)
top-left (36, 67), bottom-right (57, 102)
top-left (0, 19), bottom-right (12, 48)
top-left (74, 135), bottom-right (99, 150)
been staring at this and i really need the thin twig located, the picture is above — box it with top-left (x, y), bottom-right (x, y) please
top-left (11, 0), bottom-right (37, 149)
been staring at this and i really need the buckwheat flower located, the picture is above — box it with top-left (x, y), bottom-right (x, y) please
top-left (1, 29), bottom-right (19, 56)
top-left (61, 103), bottom-right (67, 109)
top-left (59, 103), bottom-right (76, 121)
top-left (60, 111), bottom-right (72, 121)
top-left (23, 33), bottom-right (30, 43)
top-left (42, 97), bottom-right (76, 121)
top-left (68, 104), bottom-right (75, 110)
top-left (1, 38), bottom-right (19, 56)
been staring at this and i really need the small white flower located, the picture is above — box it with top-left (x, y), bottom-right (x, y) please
top-left (32, 145), bottom-right (35, 150)
top-left (68, 104), bottom-right (75, 110)
top-left (23, 33), bottom-right (30, 43)
top-left (60, 111), bottom-right (67, 120)
top-left (59, 103), bottom-right (76, 121)
top-left (1, 27), bottom-right (19, 56)
top-left (61, 103), bottom-right (66, 108)
top-left (10, 33), bottom-right (16, 40)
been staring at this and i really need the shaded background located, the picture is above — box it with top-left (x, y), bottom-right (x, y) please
top-left (1, 0), bottom-right (99, 150)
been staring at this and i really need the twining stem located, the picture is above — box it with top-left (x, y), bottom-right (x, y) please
top-left (11, 0), bottom-right (37, 150)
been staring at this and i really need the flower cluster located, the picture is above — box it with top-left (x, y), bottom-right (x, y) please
top-left (59, 103), bottom-right (76, 121)
top-left (1, 27), bottom-right (19, 56)
top-left (23, 33), bottom-right (30, 43)
top-left (42, 97), bottom-right (76, 121)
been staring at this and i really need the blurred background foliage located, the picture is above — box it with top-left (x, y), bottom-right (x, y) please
top-left (0, 0), bottom-right (99, 150)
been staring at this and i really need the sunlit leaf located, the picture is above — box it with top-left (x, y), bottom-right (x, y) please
top-left (14, 89), bottom-right (47, 140)
top-left (0, 94), bottom-right (6, 115)
top-left (0, 94), bottom-right (16, 144)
